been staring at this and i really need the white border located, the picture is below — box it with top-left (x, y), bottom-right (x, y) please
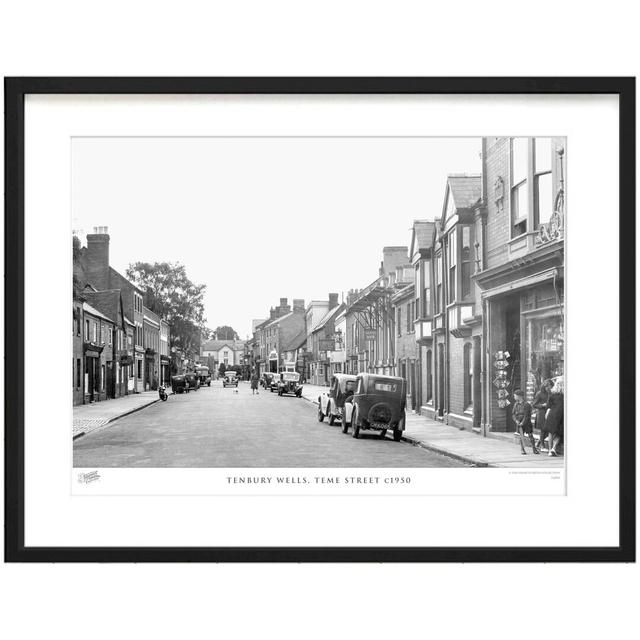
top-left (24, 94), bottom-right (619, 547)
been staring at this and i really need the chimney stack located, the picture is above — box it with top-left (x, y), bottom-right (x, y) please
top-left (328, 292), bottom-right (339, 309)
top-left (293, 299), bottom-right (305, 314)
top-left (278, 298), bottom-right (291, 316)
top-left (381, 246), bottom-right (409, 277)
top-left (84, 227), bottom-right (111, 290)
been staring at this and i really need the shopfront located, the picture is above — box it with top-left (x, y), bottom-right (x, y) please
top-left (484, 274), bottom-right (564, 432)
top-left (83, 342), bottom-right (104, 403)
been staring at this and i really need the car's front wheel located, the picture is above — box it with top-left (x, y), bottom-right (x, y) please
top-left (351, 408), bottom-right (360, 438)
top-left (318, 404), bottom-right (325, 422)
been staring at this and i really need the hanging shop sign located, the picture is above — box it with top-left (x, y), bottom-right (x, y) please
top-left (493, 350), bottom-right (511, 406)
top-left (364, 329), bottom-right (377, 341)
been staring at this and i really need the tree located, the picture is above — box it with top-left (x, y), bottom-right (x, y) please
top-left (218, 362), bottom-right (227, 377)
top-left (214, 325), bottom-right (239, 340)
top-left (72, 235), bottom-right (85, 300)
top-left (126, 261), bottom-right (209, 362)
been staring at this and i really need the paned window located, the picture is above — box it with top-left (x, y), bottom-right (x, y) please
top-left (448, 228), bottom-right (457, 304)
top-left (534, 137), bottom-right (553, 228)
top-left (511, 137), bottom-right (529, 236)
top-left (461, 226), bottom-right (472, 300)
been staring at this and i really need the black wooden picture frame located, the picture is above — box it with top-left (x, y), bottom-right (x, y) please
top-left (4, 77), bottom-right (636, 562)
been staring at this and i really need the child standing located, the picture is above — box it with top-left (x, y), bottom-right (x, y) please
top-left (512, 389), bottom-right (539, 455)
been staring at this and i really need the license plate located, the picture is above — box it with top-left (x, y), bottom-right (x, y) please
top-left (371, 422), bottom-right (389, 430)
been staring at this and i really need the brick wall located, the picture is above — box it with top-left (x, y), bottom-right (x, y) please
top-left (447, 336), bottom-right (467, 416)
top-left (484, 137), bottom-right (510, 269)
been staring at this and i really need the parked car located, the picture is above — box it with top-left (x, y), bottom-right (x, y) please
top-left (277, 371), bottom-right (303, 397)
top-left (261, 372), bottom-right (275, 390)
top-left (170, 375), bottom-right (187, 394)
top-left (195, 365), bottom-right (211, 387)
top-left (184, 372), bottom-right (200, 391)
top-left (222, 371), bottom-right (239, 387)
top-left (318, 374), bottom-right (357, 426)
top-left (345, 373), bottom-right (406, 441)
top-left (268, 373), bottom-right (280, 393)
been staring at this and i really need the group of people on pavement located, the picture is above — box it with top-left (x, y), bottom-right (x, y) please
top-left (512, 376), bottom-right (564, 457)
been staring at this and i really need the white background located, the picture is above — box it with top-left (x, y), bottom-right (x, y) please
top-left (28, 94), bottom-right (602, 546)
top-left (1, 2), bottom-right (638, 640)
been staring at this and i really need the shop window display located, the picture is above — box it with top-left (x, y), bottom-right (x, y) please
top-left (525, 315), bottom-right (564, 402)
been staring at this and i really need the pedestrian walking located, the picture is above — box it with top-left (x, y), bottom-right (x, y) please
top-left (545, 376), bottom-right (564, 457)
top-left (532, 379), bottom-right (553, 451)
top-left (512, 389), bottom-right (539, 455)
top-left (250, 370), bottom-right (260, 395)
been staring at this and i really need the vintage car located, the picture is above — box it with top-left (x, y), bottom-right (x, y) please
top-left (345, 373), bottom-right (406, 441)
top-left (277, 371), bottom-right (303, 397)
top-left (170, 375), bottom-right (187, 394)
top-left (318, 374), bottom-right (357, 426)
top-left (222, 370), bottom-right (239, 387)
top-left (261, 372), bottom-right (275, 390)
top-left (184, 372), bottom-right (200, 391)
top-left (269, 373), bottom-right (280, 393)
top-left (195, 365), bottom-right (212, 387)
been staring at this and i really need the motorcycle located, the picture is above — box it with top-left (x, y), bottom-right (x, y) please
top-left (158, 384), bottom-right (168, 401)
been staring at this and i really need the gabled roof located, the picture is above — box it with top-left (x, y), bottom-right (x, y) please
top-left (447, 174), bottom-right (482, 211)
top-left (312, 302), bottom-right (345, 333)
top-left (282, 329), bottom-right (307, 352)
top-left (83, 290), bottom-right (123, 326)
top-left (83, 301), bottom-right (114, 323)
top-left (108, 267), bottom-right (143, 294)
top-left (201, 339), bottom-right (246, 352)
top-left (410, 220), bottom-right (436, 255)
top-left (264, 311), bottom-right (294, 328)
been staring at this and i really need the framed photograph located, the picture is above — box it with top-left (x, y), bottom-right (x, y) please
top-left (5, 77), bottom-right (635, 562)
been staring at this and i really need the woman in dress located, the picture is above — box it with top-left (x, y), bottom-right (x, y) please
top-left (545, 376), bottom-right (564, 456)
top-left (250, 370), bottom-right (260, 395)
top-left (532, 379), bottom-right (553, 451)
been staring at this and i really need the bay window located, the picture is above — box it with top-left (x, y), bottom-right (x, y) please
top-left (422, 261), bottom-right (431, 317)
top-left (435, 253), bottom-right (443, 314)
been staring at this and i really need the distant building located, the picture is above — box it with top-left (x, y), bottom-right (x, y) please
top-left (201, 339), bottom-right (247, 370)
top-left (143, 306), bottom-right (161, 390)
top-left (345, 247), bottom-right (410, 377)
top-left (308, 297), bottom-right (344, 385)
top-left (255, 298), bottom-right (306, 374)
top-left (160, 319), bottom-right (171, 384)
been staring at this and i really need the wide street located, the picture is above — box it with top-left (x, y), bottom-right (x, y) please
top-left (73, 380), bottom-right (466, 468)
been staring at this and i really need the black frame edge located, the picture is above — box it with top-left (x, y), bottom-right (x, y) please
top-left (4, 76), bottom-right (636, 563)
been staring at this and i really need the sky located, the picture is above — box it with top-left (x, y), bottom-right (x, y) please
top-left (72, 137), bottom-right (481, 338)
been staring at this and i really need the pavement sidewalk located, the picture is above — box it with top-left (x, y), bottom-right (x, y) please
top-left (73, 391), bottom-right (159, 438)
top-left (300, 383), bottom-right (564, 468)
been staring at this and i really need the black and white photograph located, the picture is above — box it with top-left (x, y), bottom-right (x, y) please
top-left (6, 78), bottom-right (631, 561)
top-left (71, 135), bottom-right (566, 473)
